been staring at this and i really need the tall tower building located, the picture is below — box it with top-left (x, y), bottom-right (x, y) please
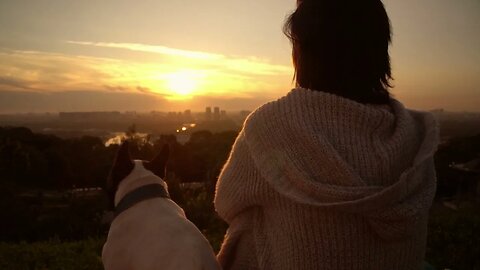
top-left (184, 109), bottom-right (192, 121)
top-left (205, 107), bottom-right (212, 121)
top-left (213, 107), bottom-right (220, 121)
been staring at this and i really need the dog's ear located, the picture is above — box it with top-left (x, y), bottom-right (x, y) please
top-left (144, 144), bottom-right (169, 179)
top-left (113, 140), bottom-right (132, 163)
top-left (106, 140), bottom-right (134, 209)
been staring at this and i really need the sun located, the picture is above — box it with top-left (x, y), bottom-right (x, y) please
top-left (165, 70), bottom-right (201, 97)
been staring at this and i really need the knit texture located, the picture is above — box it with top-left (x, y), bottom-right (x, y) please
top-left (214, 88), bottom-right (439, 270)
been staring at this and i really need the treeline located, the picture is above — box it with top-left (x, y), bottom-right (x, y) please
top-left (427, 133), bottom-right (480, 269)
top-left (0, 126), bottom-right (235, 243)
top-left (0, 126), bottom-right (238, 189)
top-left (0, 126), bottom-right (479, 269)
top-left (434, 133), bottom-right (480, 199)
top-left (0, 127), bottom-right (112, 189)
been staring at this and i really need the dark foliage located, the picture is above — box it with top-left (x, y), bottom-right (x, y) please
top-left (0, 238), bottom-right (104, 270)
top-left (427, 206), bottom-right (480, 270)
top-left (0, 127), bottom-right (233, 244)
top-left (0, 127), bottom-right (478, 269)
top-left (434, 134), bottom-right (480, 198)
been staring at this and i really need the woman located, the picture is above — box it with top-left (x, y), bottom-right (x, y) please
top-left (214, 0), bottom-right (439, 269)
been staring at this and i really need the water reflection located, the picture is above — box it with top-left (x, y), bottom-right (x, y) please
top-left (176, 123), bottom-right (197, 145)
top-left (104, 123), bottom-right (197, 146)
top-left (104, 132), bottom-right (150, 146)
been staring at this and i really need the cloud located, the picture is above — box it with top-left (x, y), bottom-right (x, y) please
top-left (67, 41), bottom-right (292, 76)
top-left (0, 49), bottom-right (118, 92)
top-left (0, 89), bottom-right (275, 113)
top-left (0, 76), bottom-right (38, 91)
top-left (0, 89), bottom-right (170, 113)
top-left (67, 41), bottom-right (224, 60)
top-left (0, 48), bottom-right (292, 99)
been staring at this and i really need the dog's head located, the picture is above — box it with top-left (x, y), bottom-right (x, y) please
top-left (106, 141), bottom-right (169, 210)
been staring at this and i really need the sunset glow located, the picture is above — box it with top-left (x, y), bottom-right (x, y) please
top-left (0, 46), bottom-right (292, 106)
top-left (164, 70), bottom-right (202, 98)
top-left (0, 0), bottom-right (478, 112)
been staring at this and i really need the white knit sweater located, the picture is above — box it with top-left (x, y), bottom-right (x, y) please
top-left (214, 88), bottom-right (439, 270)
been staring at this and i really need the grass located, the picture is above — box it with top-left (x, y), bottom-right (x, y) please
top-left (0, 232), bottom-right (224, 270)
top-left (0, 238), bottom-right (104, 270)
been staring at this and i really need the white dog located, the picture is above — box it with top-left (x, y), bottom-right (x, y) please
top-left (102, 142), bottom-right (221, 270)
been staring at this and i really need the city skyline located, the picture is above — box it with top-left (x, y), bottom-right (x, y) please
top-left (0, 0), bottom-right (479, 113)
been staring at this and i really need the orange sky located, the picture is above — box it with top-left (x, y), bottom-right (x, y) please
top-left (0, 0), bottom-right (479, 113)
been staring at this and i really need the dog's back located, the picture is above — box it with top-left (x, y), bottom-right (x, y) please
top-left (103, 156), bottom-right (220, 270)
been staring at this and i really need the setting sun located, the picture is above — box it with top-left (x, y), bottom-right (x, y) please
top-left (165, 70), bottom-right (202, 97)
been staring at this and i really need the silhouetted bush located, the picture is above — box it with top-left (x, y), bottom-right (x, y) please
top-left (0, 238), bottom-right (104, 270)
top-left (426, 206), bottom-right (480, 270)
top-left (0, 127), bottom-right (478, 269)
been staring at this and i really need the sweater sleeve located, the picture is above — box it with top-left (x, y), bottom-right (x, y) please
top-left (214, 129), bottom-right (266, 223)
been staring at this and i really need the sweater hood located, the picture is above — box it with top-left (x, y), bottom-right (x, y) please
top-left (243, 88), bottom-right (439, 239)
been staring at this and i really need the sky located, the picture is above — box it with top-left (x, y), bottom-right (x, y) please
top-left (0, 0), bottom-right (479, 113)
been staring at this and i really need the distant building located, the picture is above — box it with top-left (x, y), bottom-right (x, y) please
top-left (213, 107), bottom-right (220, 121)
top-left (205, 107), bottom-right (212, 121)
top-left (59, 111), bottom-right (121, 121)
top-left (184, 109), bottom-right (193, 121)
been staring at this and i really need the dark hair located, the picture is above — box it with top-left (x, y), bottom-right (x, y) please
top-left (284, 0), bottom-right (393, 104)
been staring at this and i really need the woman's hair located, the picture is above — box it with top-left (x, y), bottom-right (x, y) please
top-left (284, 0), bottom-right (393, 104)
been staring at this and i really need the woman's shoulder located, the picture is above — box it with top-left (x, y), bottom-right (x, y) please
top-left (243, 88), bottom-right (301, 127)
